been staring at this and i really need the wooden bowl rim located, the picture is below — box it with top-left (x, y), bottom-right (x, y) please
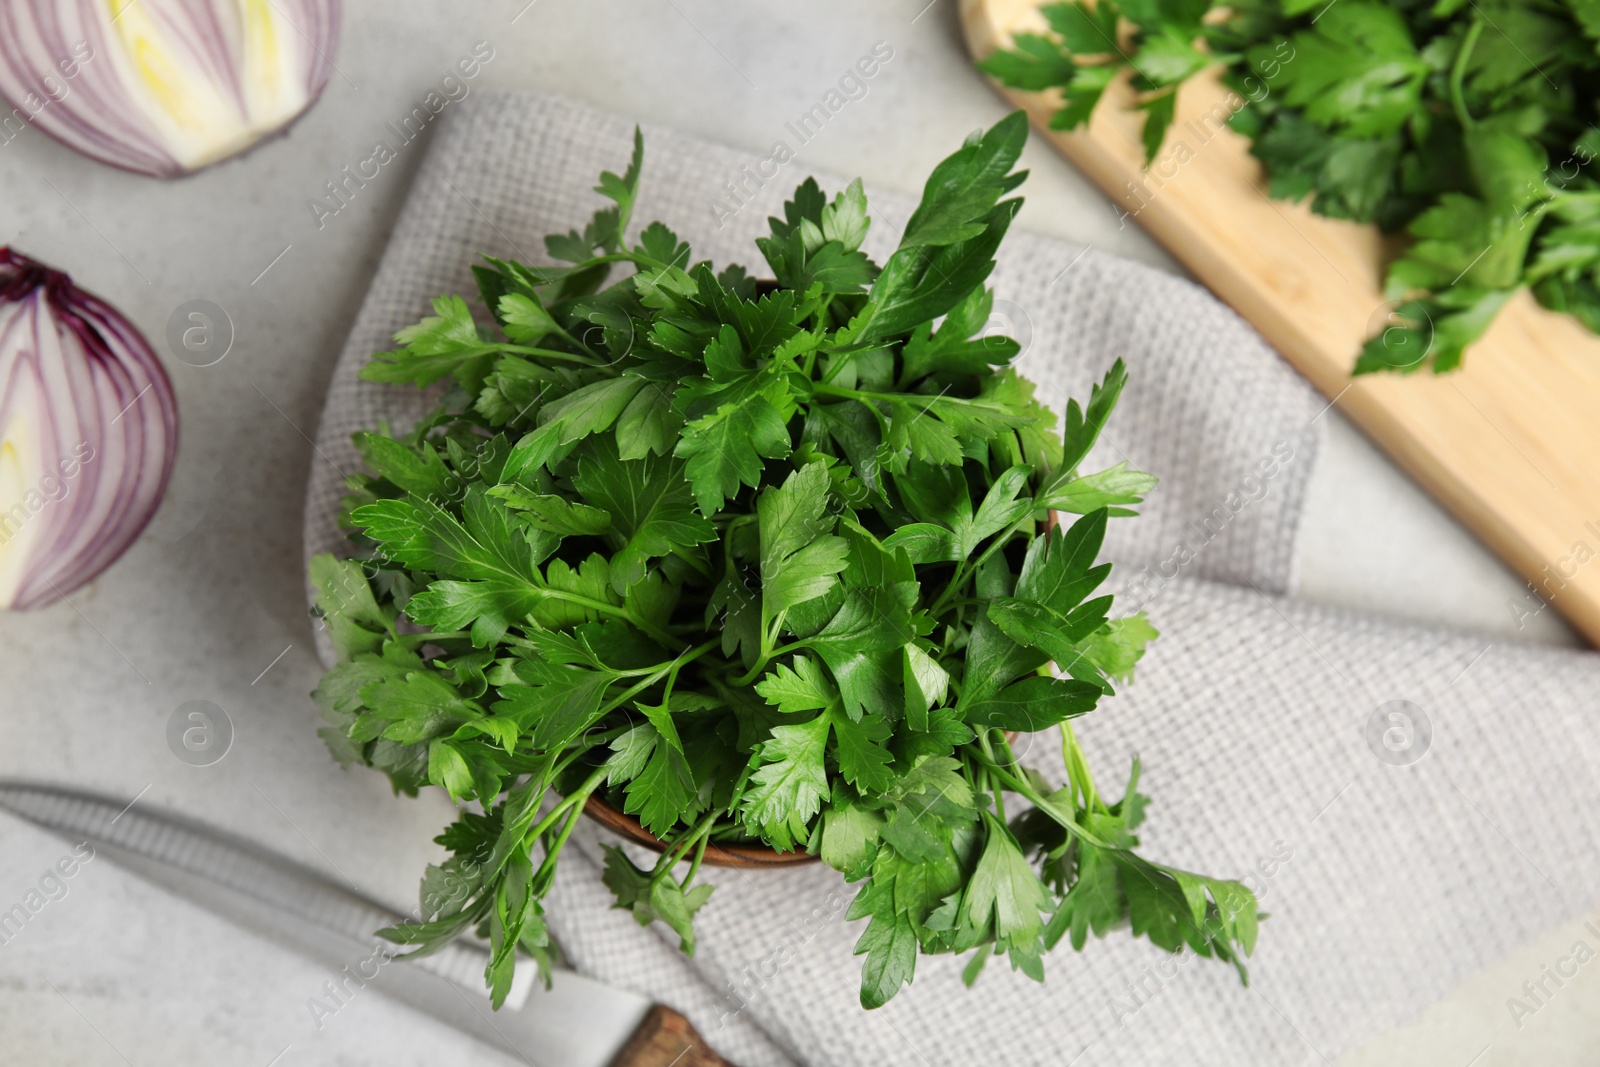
top-left (582, 794), bottom-right (819, 868)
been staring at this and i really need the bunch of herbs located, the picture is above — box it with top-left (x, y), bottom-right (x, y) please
top-left (310, 113), bottom-right (1258, 1009)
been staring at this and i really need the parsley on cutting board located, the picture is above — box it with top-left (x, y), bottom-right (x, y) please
top-left (309, 113), bottom-right (1258, 1010)
top-left (981, 0), bottom-right (1600, 373)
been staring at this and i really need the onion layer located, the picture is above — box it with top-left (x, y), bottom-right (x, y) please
top-left (0, 249), bottom-right (178, 610)
top-left (0, 0), bottom-right (342, 178)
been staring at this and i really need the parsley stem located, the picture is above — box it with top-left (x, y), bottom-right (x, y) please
top-left (729, 659), bottom-right (767, 688)
top-left (977, 730), bottom-right (1007, 820)
top-left (812, 383), bottom-right (918, 406)
top-left (928, 512), bottom-right (1036, 618)
top-left (570, 251), bottom-right (677, 273)
top-left (730, 634), bottom-right (805, 688)
top-left (651, 808), bottom-right (720, 881)
top-left (548, 322), bottom-right (604, 359)
top-left (613, 638), bottom-right (719, 679)
top-left (552, 727), bottom-right (626, 778)
top-left (1449, 20), bottom-right (1483, 130)
top-left (525, 763), bottom-right (610, 846)
top-left (1060, 721), bottom-right (1100, 813)
top-left (728, 615), bottom-right (782, 688)
top-left (600, 640), bottom-right (721, 722)
top-left (497, 343), bottom-right (605, 367)
top-left (813, 384), bottom-right (999, 415)
top-left (971, 749), bottom-right (1118, 851)
top-left (532, 794), bottom-right (591, 893)
top-left (545, 590), bottom-right (686, 649)
top-left (813, 294), bottom-right (835, 329)
top-left (685, 831), bottom-right (712, 886)
top-left (658, 638), bottom-right (720, 702)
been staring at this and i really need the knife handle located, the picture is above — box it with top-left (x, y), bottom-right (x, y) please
top-left (608, 1004), bottom-right (736, 1067)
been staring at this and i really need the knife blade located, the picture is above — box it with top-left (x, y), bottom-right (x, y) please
top-left (0, 781), bottom-right (708, 1067)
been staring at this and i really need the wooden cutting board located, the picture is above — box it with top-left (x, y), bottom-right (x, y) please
top-left (961, 0), bottom-right (1600, 647)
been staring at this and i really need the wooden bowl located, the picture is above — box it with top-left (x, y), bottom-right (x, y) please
top-left (583, 794), bottom-right (818, 868)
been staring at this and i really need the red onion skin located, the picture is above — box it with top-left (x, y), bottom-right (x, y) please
top-left (0, 0), bottom-right (343, 179)
top-left (0, 249), bottom-right (177, 609)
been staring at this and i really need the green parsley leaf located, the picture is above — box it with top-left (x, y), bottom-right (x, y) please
top-left (742, 712), bottom-right (831, 851)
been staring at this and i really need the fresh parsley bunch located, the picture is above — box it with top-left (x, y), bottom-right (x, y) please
top-left (981, 0), bottom-right (1600, 373)
top-left (309, 112), bottom-right (1259, 1010)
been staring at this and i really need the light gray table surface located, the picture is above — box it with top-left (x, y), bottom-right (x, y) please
top-left (0, 2), bottom-right (1590, 1064)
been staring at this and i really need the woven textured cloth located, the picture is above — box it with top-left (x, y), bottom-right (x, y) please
top-left (303, 91), bottom-right (1600, 1066)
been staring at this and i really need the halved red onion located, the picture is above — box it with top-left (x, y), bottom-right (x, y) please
top-left (0, 249), bottom-right (177, 610)
top-left (0, 0), bottom-right (342, 178)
